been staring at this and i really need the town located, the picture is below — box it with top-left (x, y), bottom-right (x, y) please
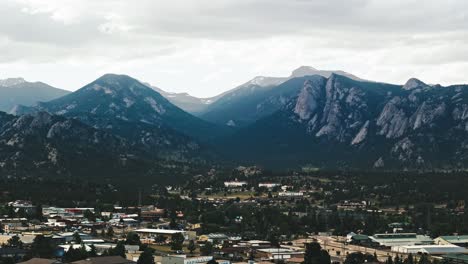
top-left (1, 169), bottom-right (468, 264)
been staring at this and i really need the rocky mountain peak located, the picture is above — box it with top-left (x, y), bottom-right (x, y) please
top-left (403, 78), bottom-right (427, 90)
top-left (246, 76), bottom-right (285, 87)
top-left (90, 73), bottom-right (147, 93)
top-left (294, 79), bottom-right (326, 120)
top-left (291, 66), bottom-right (319, 77)
top-left (0, 77), bottom-right (26, 87)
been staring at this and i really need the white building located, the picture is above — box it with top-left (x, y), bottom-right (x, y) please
top-left (224, 181), bottom-right (247, 188)
top-left (391, 245), bottom-right (468, 255)
top-left (258, 183), bottom-right (281, 189)
top-left (278, 192), bottom-right (304, 198)
top-left (135, 229), bottom-right (195, 241)
top-left (162, 255), bottom-right (230, 264)
top-left (256, 248), bottom-right (304, 260)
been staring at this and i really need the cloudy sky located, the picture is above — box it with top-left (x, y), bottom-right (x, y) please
top-left (1, 0), bottom-right (467, 97)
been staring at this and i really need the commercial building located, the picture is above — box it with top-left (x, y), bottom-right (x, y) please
top-left (346, 233), bottom-right (372, 245)
top-left (278, 192), bottom-right (304, 198)
top-left (369, 233), bottom-right (433, 247)
top-left (161, 255), bottom-right (230, 264)
top-left (435, 236), bottom-right (468, 247)
top-left (135, 229), bottom-right (196, 241)
top-left (256, 248), bottom-right (304, 260)
top-left (391, 245), bottom-right (468, 255)
top-left (258, 183), bottom-right (281, 189)
top-left (224, 181), bottom-right (248, 188)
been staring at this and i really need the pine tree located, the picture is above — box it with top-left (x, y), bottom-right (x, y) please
top-left (170, 233), bottom-right (184, 251)
top-left (110, 241), bottom-right (126, 258)
top-left (188, 240), bottom-right (196, 254)
top-left (201, 242), bottom-right (213, 256)
top-left (107, 226), bottom-right (115, 238)
top-left (304, 242), bottom-right (330, 264)
top-left (386, 256), bottom-right (394, 264)
top-left (137, 248), bottom-right (155, 264)
top-left (73, 232), bottom-right (82, 244)
top-left (418, 254), bottom-right (431, 264)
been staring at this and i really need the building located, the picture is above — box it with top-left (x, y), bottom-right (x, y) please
top-left (337, 201), bottom-right (368, 211)
top-left (140, 208), bottom-right (165, 221)
top-left (72, 256), bottom-right (135, 264)
top-left (346, 232), bottom-right (372, 245)
top-left (435, 236), bottom-right (468, 247)
top-left (258, 183), bottom-right (281, 189)
top-left (135, 229), bottom-right (196, 241)
top-left (278, 192), bottom-right (304, 198)
top-left (369, 233), bottom-right (433, 247)
top-left (42, 207), bottom-right (94, 219)
top-left (256, 248), bottom-right (304, 260)
top-left (198, 233), bottom-right (229, 244)
top-left (52, 232), bottom-right (93, 243)
top-left (8, 200), bottom-right (37, 215)
top-left (162, 255), bottom-right (230, 264)
top-left (0, 248), bottom-right (28, 260)
top-left (391, 245), bottom-right (468, 255)
top-left (1, 218), bottom-right (28, 231)
top-left (18, 258), bottom-right (61, 264)
top-left (224, 181), bottom-right (248, 188)
top-left (244, 240), bottom-right (271, 248)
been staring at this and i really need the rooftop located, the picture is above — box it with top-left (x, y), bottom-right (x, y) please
top-left (439, 235), bottom-right (468, 242)
top-left (135, 228), bottom-right (185, 234)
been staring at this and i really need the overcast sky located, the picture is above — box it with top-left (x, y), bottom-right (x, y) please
top-left (1, 0), bottom-right (467, 97)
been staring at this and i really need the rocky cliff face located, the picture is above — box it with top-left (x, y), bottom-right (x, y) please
top-left (200, 66), bottom-right (363, 127)
top-left (223, 74), bottom-right (468, 170)
top-left (0, 111), bottom-right (129, 177)
top-left (0, 111), bottom-right (214, 178)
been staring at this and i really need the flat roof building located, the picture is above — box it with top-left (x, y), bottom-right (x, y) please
top-left (391, 245), bottom-right (468, 255)
top-left (135, 229), bottom-right (196, 241)
top-left (435, 236), bottom-right (468, 247)
top-left (256, 248), bottom-right (304, 260)
top-left (370, 233), bottom-right (433, 247)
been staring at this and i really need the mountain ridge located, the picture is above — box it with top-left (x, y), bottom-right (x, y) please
top-left (218, 73), bottom-right (468, 170)
top-left (0, 77), bottom-right (70, 112)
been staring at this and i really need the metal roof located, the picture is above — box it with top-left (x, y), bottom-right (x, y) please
top-left (135, 228), bottom-right (185, 234)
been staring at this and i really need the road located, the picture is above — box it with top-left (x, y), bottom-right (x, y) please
top-left (292, 236), bottom-right (407, 263)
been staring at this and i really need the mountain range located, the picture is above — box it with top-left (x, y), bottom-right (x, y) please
top-left (2, 66), bottom-right (468, 174)
top-left (146, 66), bottom-right (363, 127)
top-left (0, 78), bottom-right (70, 112)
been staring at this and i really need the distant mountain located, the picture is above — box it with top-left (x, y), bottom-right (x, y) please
top-left (150, 85), bottom-right (215, 114)
top-left (220, 74), bottom-right (468, 170)
top-left (0, 78), bottom-right (70, 112)
top-left (199, 66), bottom-right (364, 127)
top-left (34, 74), bottom-right (229, 142)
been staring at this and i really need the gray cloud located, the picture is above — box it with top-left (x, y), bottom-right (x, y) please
top-left (0, 0), bottom-right (467, 96)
